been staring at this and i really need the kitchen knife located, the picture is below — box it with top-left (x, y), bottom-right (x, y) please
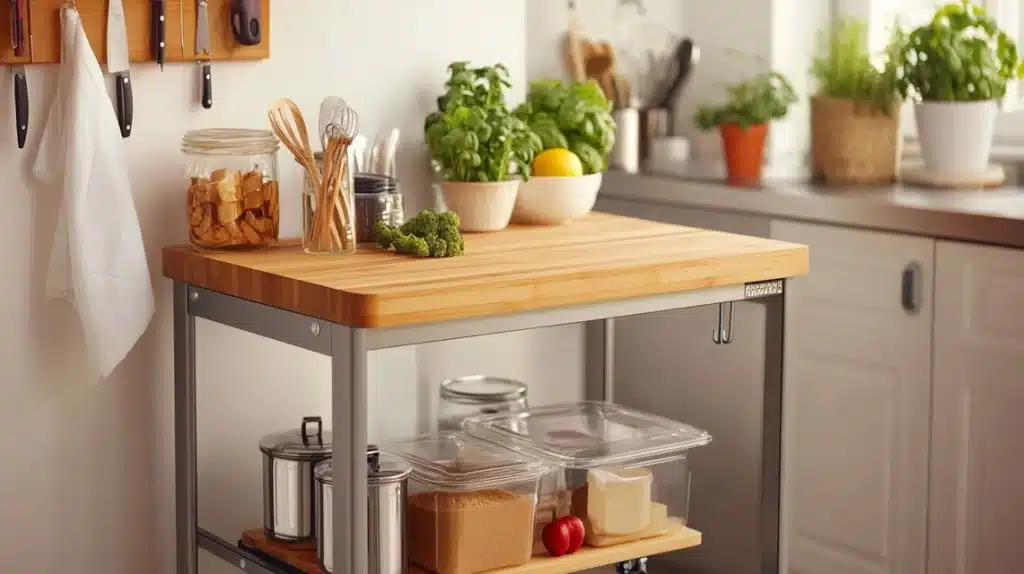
top-left (108, 0), bottom-right (133, 138)
top-left (196, 0), bottom-right (212, 109)
top-left (151, 0), bottom-right (166, 69)
top-left (13, 66), bottom-right (26, 149)
top-left (10, 0), bottom-right (27, 149)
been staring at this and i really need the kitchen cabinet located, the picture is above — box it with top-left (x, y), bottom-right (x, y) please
top-left (929, 241), bottom-right (1024, 574)
top-left (771, 221), bottom-right (931, 574)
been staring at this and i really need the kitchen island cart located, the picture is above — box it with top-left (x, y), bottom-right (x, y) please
top-left (163, 212), bottom-right (808, 574)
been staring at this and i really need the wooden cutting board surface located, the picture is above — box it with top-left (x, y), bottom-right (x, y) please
top-left (163, 212), bottom-right (808, 328)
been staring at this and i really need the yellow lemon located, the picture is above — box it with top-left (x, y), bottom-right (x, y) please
top-left (532, 148), bottom-right (584, 177)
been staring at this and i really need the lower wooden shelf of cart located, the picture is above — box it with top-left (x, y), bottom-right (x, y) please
top-left (241, 519), bottom-right (701, 574)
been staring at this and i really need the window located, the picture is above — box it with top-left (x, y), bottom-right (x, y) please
top-left (837, 0), bottom-right (1024, 143)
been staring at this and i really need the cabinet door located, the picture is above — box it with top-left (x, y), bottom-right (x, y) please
top-left (597, 197), bottom-right (773, 574)
top-left (771, 221), bottom-right (932, 574)
top-left (930, 241), bottom-right (1024, 574)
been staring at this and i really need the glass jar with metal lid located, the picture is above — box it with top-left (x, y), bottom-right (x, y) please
top-left (258, 416), bottom-right (332, 542)
top-left (438, 375), bottom-right (529, 432)
top-left (182, 128), bottom-right (280, 250)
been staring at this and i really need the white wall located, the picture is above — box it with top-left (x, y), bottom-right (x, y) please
top-left (0, 2), bottom-right (584, 573)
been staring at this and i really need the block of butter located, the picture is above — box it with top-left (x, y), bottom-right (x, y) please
top-left (586, 467), bottom-right (653, 535)
top-left (585, 503), bottom-right (673, 547)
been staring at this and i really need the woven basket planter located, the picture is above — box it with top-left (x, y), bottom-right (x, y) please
top-left (810, 96), bottom-right (901, 186)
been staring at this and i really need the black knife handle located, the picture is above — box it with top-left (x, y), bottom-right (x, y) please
top-left (152, 1), bottom-right (166, 67)
top-left (200, 63), bottom-right (213, 109)
top-left (14, 70), bottom-right (28, 149)
top-left (116, 73), bottom-right (134, 138)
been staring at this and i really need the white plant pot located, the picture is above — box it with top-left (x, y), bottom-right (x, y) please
top-left (438, 180), bottom-right (520, 232)
top-left (915, 100), bottom-right (998, 175)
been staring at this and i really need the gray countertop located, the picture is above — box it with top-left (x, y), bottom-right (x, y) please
top-left (601, 170), bottom-right (1024, 249)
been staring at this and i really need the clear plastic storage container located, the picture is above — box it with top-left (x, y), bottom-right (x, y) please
top-left (464, 401), bottom-right (712, 549)
top-left (385, 431), bottom-right (551, 574)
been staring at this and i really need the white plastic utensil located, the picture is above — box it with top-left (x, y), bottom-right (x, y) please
top-left (382, 128), bottom-right (400, 178)
top-left (350, 134), bottom-right (368, 173)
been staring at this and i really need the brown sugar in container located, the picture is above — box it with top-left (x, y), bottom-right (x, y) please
top-left (385, 432), bottom-right (551, 574)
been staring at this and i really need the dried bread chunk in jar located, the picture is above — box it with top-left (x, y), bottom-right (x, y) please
top-left (183, 128), bottom-right (280, 250)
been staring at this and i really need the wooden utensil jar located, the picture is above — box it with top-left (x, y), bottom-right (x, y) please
top-left (301, 149), bottom-right (356, 255)
top-left (182, 129), bottom-right (281, 251)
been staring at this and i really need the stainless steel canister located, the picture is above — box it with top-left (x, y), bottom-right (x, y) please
top-left (259, 416), bottom-right (332, 541)
top-left (315, 446), bottom-right (411, 574)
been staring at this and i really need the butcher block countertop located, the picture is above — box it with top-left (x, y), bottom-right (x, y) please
top-left (162, 212), bottom-right (808, 328)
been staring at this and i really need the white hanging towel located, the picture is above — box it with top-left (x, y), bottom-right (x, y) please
top-left (33, 6), bottom-right (155, 379)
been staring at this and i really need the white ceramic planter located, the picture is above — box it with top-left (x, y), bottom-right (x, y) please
top-left (915, 100), bottom-right (998, 174)
top-left (512, 173), bottom-right (603, 225)
top-left (438, 180), bottom-right (520, 232)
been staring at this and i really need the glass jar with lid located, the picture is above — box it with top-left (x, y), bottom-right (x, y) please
top-left (182, 128), bottom-right (280, 250)
top-left (438, 375), bottom-right (528, 432)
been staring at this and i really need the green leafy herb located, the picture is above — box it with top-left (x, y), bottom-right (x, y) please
top-left (902, 0), bottom-right (1024, 101)
top-left (513, 79), bottom-right (616, 174)
top-left (695, 71), bottom-right (798, 130)
top-left (425, 62), bottom-right (542, 183)
top-left (374, 210), bottom-right (464, 258)
top-left (811, 17), bottom-right (909, 115)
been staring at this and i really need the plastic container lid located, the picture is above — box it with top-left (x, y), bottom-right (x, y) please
top-left (258, 416), bottom-right (332, 461)
top-left (384, 431), bottom-right (550, 491)
top-left (463, 401), bottom-right (712, 469)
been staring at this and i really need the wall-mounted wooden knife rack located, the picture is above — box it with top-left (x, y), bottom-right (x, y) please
top-left (0, 0), bottom-right (269, 65)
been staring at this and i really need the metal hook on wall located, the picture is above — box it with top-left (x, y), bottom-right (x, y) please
top-left (712, 302), bottom-right (735, 345)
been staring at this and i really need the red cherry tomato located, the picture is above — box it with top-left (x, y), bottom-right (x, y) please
top-left (542, 519), bottom-right (572, 557)
top-left (563, 515), bottom-right (585, 553)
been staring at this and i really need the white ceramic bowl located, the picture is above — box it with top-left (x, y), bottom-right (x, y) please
top-left (512, 172), bottom-right (603, 225)
top-left (438, 180), bottom-right (520, 232)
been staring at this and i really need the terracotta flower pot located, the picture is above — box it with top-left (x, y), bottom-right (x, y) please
top-left (719, 123), bottom-right (768, 185)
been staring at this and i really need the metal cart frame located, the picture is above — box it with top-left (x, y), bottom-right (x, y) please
top-left (173, 278), bottom-right (786, 574)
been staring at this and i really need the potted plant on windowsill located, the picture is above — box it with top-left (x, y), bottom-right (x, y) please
top-left (902, 0), bottom-right (1024, 175)
top-left (810, 18), bottom-right (909, 185)
top-left (695, 71), bottom-right (797, 185)
top-left (425, 62), bottom-right (542, 232)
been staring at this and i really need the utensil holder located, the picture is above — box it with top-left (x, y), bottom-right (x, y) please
top-left (302, 149), bottom-right (356, 255)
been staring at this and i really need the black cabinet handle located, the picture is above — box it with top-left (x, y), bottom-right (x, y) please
top-left (902, 262), bottom-right (922, 314)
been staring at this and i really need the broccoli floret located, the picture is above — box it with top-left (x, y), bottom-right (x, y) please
top-left (425, 236), bottom-right (448, 258)
top-left (401, 210), bottom-right (440, 237)
top-left (440, 210), bottom-right (460, 230)
top-left (374, 221), bottom-right (397, 249)
top-left (447, 235), bottom-right (465, 256)
top-left (394, 234), bottom-right (430, 257)
top-left (375, 210), bottom-right (465, 258)
top-left (437, 224), bottom-right (463, 256)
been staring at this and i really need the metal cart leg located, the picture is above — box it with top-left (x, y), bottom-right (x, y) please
top-left (761, 293), bottom-right (785, 574)
top-left (584, 318), bottom-right (615, 402)
top-left (331, 324), bottom-right (369, 574)
top-left (174, 282), bottom-right (199, 574)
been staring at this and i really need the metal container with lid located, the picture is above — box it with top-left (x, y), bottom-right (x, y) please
top-left (315, 446), bottom-right (412, 574)
top-left (438, 375), bottom-right (528, 432)
top-left (259, 416), bottom-right (332, 541)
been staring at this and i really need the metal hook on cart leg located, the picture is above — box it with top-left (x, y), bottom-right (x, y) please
top-left (712, 302), bottom-right (735, 345)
